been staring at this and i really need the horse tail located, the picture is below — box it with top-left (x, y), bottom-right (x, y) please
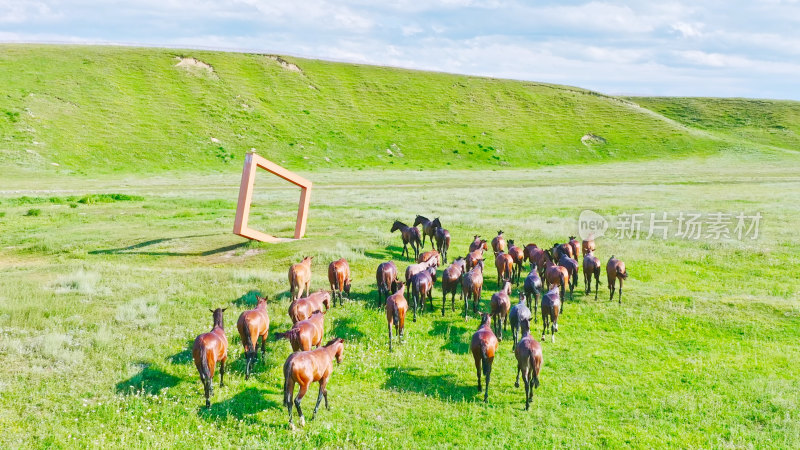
top-left (594, 265), bottom-right (602, 284)
top-left (531, 353), bottom-right (540, 388)
top-left (617, 266), bottom-right (628, 280)
top-left (240, 322), bottom-right (255, 356)
top-left (481, 347), bottom-right (492, 378)
top-left (392, 301), bottom-right (400, 327)
top-left (282, 355), bottom-right (294, 407)
top-left (274, 329), bottom-right (297, 342)
top-left (198, 348), bottom-right (211, 386)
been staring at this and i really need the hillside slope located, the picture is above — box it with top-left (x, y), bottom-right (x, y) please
top-left (0, 44), bottom-right (786, 175)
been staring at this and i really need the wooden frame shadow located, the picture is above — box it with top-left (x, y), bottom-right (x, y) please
top-left (233, 152), bottom-right (312, 242)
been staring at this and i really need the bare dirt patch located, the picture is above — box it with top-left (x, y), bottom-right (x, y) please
top-left (174, 57), bottom-right (217, 78)
top-left (265, 55), bottom-right (303, 73)
top-left (581, 133), bottom-right (607, 146)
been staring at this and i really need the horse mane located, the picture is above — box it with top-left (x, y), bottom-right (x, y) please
top-left (324, 337), bottom-right (343, 347)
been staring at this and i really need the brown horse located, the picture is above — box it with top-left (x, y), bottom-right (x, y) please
top-left (491, 230), bottom-right (507, 257)
top-left (237, 296), bottom-right (269, 380)
top-left (410, 265), bottom-right (436, 321)
top-left (434, 225), bottom-right (451, 264)
top-left (526, 245), bottom-right (547, 279)
top-left (543, 250), bottom-right (569, 312)
top-left (327, 258), bottom-right (351, 307)
top-left (386, 282), bottom-right (407, 350)
top-left (469, 235), bottom-right (488, 253)
top-left (416, 249), bottom-right (441, 267)
top-left (495, 251), bottom-right (513, 287)
top-left (465, 248), bottom-right (485, 272)
top-left (462, 260), bottom-right (484, 318)
top-left (552, 242), bottom-right (573, 261)
top-left (523, 243), bottom-right (538, 264)
top-left (470, 312), bottom-right (499, 403)
top-left (391, 220), bottom-right (422, 260)
top-left (376, 261), bottom-right (398, 306)
top-left (583, 251), bottom-right (601, 300)
top-left (193, 308), bottom-right (228, 408)
top-left (490, 280), bottom-right (511, 340)
top-left (275, 310), bottom-right (325, 352)
top-left (568, 236), bottom-right (581, 262)
top-left (414, 215), bottom-right (441, 249)
top-left (405, 259), bottom-right (436, 285)
top-left (523, 265), bottom-right (542, 319)
top-left (514, 318), bottom-right (542, 410)
top-left (289, 290), bottom-right (331, 324)
top-left (541, 286), bottom-right (560, 343)
top-left (510, 292), bottom-right (532, 349)
top-left (507, 240), bottom-right (525, 284)
top-left (283, 338), bottom-right (344, 429)
top-left (582, 238), bottom-right (596, 256)
top-left (606, 255), bottom-right (628, 303)
top-left (289, 256), bottom-right (313, 301)
top-left (441, 257), bottom-right (466, 316)
top-left (558, 254), bottom-right (579, 302)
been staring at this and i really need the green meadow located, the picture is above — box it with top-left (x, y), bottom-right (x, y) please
top-left (1, 45), bottom-right (799, 448)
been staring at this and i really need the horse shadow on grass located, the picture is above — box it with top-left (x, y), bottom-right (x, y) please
top-left (428, 320), bottom-right (470, 355)
top-left (116, 363), bottom-right (181, 395)
top-left (167, 340), bottom-right (195, 365)
top-left (331, 317), bottom-right (365, 341)
top-left (233, 289), bottom-right (265, 307)
top-left (198, 387), bottom-right (280, 424)
top-left (89, 234), bottom-right (248, 257)
top-left (364, 245), bottom-right (403, 261)
top-left (383, 367), bottom-right (475, 402)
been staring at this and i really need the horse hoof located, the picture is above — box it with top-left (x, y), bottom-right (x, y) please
top-left (299, 417), bottom-right (306, 427)
top-left (289, 423), bottom-right (296, 431)
top-left (514, 382), bottom-right (519, 388)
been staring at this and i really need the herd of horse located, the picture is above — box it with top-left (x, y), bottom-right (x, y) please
top-left (191, 215), bottom-right (629, 428)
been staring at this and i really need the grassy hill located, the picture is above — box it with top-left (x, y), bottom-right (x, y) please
top-left (3, 44), bottom-right (793, 175)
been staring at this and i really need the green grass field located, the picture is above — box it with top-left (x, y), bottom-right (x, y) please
top-left (1, 45), bottom-right (799, 448)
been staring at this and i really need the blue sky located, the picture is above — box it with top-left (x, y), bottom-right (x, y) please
top-left (2, 0), bottom-right (799, 99)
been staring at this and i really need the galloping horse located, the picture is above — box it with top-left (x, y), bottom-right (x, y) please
top-left (543, 250), bottom-right (569, 312)
top-left (237, 296), bottom-right (269, 380)
top-left (283, 338), bottom-right (344, 429)
top-left (507, 240), bottom-right (525, 284)
top-left (541, 286), bottom-right (561, 343)
top-left (413, 215), bottom-right (439, 249)
top-left (490, 280), bottom-right (511, 340)
top-left (462, 260), bottom-right (484, 318)
top-left (470, 313), bottom-right (498, 403)
top-left (583, 251), bottom-right (601, 300)
top-left (289, 290), bottom-right (330, 324)
top-left (441, 257), bottom-right (466, 315)
top-left (606, 256), bottom-right (628, 303)
top-left (327, 258), bottom-right (351, 307)
top-left (558, 254), bottom-right (579, 302)
top-left (376, 261), bottom-right (399, 306)
top-left (391, 220), bottom-right (422, 260)
top-left (386, 282), bottom-right (407, 350)
top-left (491, 230), bottom-right (507, 257)
top-left (193, 308), bottom-right (228, 408)
top-left (434, 226), bottom-right (451, 264)
top-left (275, 310), bottom-right (325, 352)
top-left (289, 256), bottom-right (313, 301)
top-left (514, 318), bottom-right (542, 410)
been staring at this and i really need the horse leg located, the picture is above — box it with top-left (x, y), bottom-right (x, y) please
top-left (313, 377), bottom-right (329, 419)
top-left (515, 366), bottom-right (521, 388)
top-left (203, 376), bottom-right (211, 408)
top-left (619, 279), bottom-right (623, 304)
top-left (523, 367), bottom-right (530, 410)
top-left (483, 358), bottom-right (492, 403)
top-left (286, 378), bottom-right (295, 429)
top-left (294, 383), bottom-right (308, 427)
top-left (442, 289), bottom-right (446, 317)
top-left (412, 293), bottom-right (418, 322)
top-left (219, 358), bottom-right (226, 388)
top-left (388, 321), bottom-right (393, 351)
top-left (475, 357), bottom-right (482, 391)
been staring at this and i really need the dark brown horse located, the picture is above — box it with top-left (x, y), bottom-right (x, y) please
top-left (462, 260), bottom-right (484, 318)
top-left (275, 310), bottom-right (325, 352)
top-left (405, 259), bottom-right (436, 285)
top-left (523, 265), bottom-right (542, 319)
top-left (526, 245), bottom-right (547, 279)
top-left (568, 236), bottom-right (581, 262)
top-left (510, 292), bottom-right (532, 349)
top-left (491, 230), bottom-right (507, 257)
top-left (376, 261), bottom-right (398, 306)
top-left (434, 225), bottom-right (451, 264)
top-left (289, 256), bottom-right (313, 301)
top-left (386, 282), bottom-right (407, 350)
top-left (470, 312), bottom-right (498, 403)
top-left (543, 250), bottom-right (569, 312)
top-left (606, 255), bottom-right (628, 303)
top-left (391, 220), bottom-right (422, 260)
top-left (416, 249), bottom-right (441, 267)
top-left (466, 248), bottom-right (485, 272)
top-left (237, 296), bottom-right (269, 380)
top-left (552, 242), bottom-right (573, 261)
top-left (490, 280), bottom-right (511, 340)
top-left (541, 286), bottom-right (560, 343)
top-left (193, 308), bottom-right (228, 408)
top-left (410, 265), bottom-right (436, 321)
top-left (441, 257), bottom-right (466, 316)
top-left (558, 254), bottom-right (579, 302)
top-left (583, 251), bottom-right (601, 300)
top-left (283, 338), bottom-right (344, 429)
top-left (289, 290), bottom-right (330, 324)
top-left (507, 240), bottom-right (525, 284)
top-left (514, 318), bottom-right (542, 410)
top-left (327, 258), bottom-right (351, 307)
top-left (495, 251), bottom-right (514, 287)
top-left (413, 215), bottom-right (439, 249)
top-left (469, 235), bottom-right (488, 253)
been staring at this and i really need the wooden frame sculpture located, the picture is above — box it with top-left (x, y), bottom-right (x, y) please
top-left (233, 152), bottom-right (312, 242)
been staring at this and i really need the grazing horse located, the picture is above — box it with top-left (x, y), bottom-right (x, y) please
top-left (541, 286), bottom-right (561, 343)
top-left (466, 248), bottom-right (485, 272)
top-left (289, 290), bottom-right (331, 324)
top-left (582, 238), bottom-right (596, 256)
top-left (491, 230), bottom-right (507, 257)
top-left (523, 265), bottom-right (542, 319)
top-left (558, 254), bottom-right (579, 302)
top-left (275, 311), bottom-right (325, 352)
top-left (441, 257), bottom-right (466, 315)
top-left (416, 249), bottom-right (441, 267)
top-left (193, 308), bottom-right (228, 408)
top-left (461, 260), bottom-right (484, 318)
top-left (495, 251), bottom-right (514, 287)
top-left (289, 256), bottom-right (313, 301)
top-left (514, 318), bottom-right (542, 410)
top-left (434, 226), bottom-right (451, 264)
top-left (490, 280), bottom-right (512, 340)
top-left (583, 251), bottom-right (601, 300)
top-left (507, 240), bottom-right (525, 284)
top-left (413, 215), bottom-right (439, 249)
top-left (606, 255), bottom-right (628, 303)
top-left (376, 261), bottom-right (398, 306)
top-left (391, 220), bottom-right (422, 260)
top-left (410, 266), bottom-right (436, 321)
top-left (385, 282), bottom-right (407, 350)
top-left (237, 296), bottom-right (269, 380)
top-left (470, 313), bottom-right (499, 403)
top-left (469, 235), bottom-right (488, 253)
top-left (568, 236), bottom-right (581, 262)
top-left (327, 258), bottom-right (351, 307)
top-left (543, 250), bottom-right (569, 312)
top-left (283, 338), bottom-right (344, 429)
top-left (509, 292), bottom-right (531, 349)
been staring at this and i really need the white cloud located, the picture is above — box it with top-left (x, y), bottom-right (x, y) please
top-left (671, 22), bottom-right (703, 38)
